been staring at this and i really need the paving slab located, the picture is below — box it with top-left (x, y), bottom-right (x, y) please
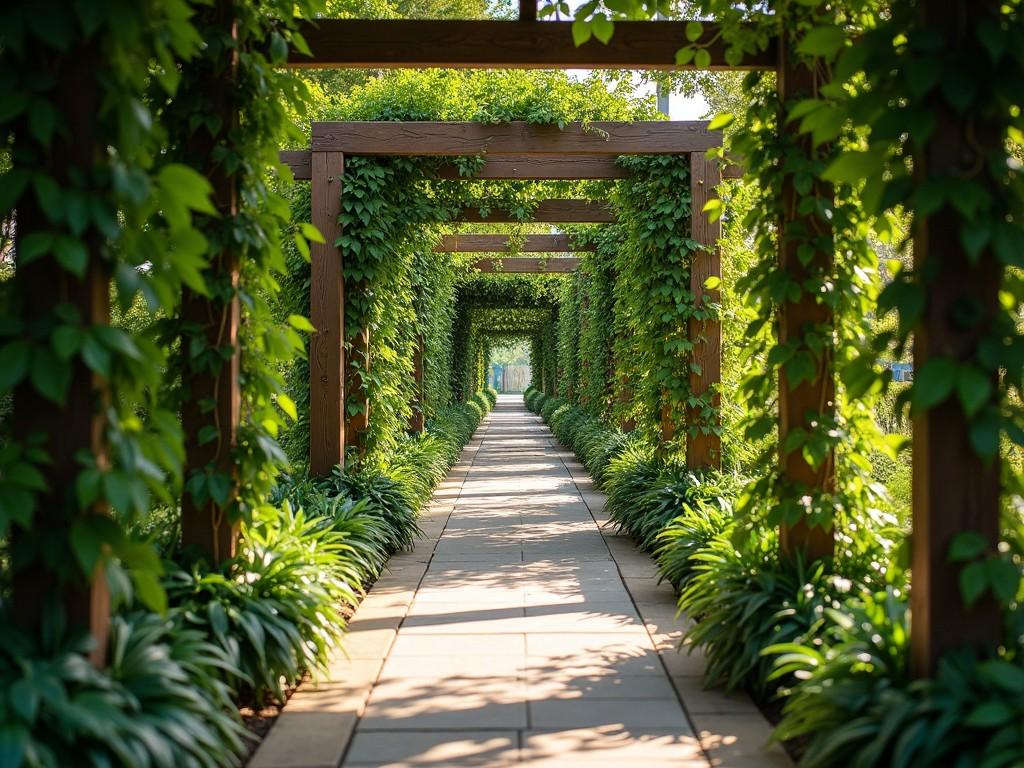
top-left (255, 396), bottom-right (789, 768)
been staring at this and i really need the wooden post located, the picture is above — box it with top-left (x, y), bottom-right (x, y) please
top-left (409, 334), bottom-right (425, 433)
top-left (309, 151), bottom-right (346, 475)
top-left (11, 39), bottom-right (110, 665)
top-left (181, 0), bottom-right (240, 564)
top-left (777, 32), bottom-right (834, 561)
top-left (660, 397), bottom-right (675, 446)
top-left (346, 324), bottom-right (370, 456)
top-left (519, 0), bottom-right (537, 21)
top-left (687, 152), bottom-right (722, 469)
top-left (910, 0), bottom-right (1002, 676)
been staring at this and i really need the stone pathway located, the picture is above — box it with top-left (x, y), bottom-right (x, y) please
top-left (250, 395), bottom-right (791, 768)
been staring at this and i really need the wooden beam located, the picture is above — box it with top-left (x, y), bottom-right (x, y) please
top-left (311, 121), bottom-right (718, 155)
top-left (473, 257), bottom-right (581, 273)
top-left (281, 153), bottom-right (740, 182)
top-left (519, 0), bottom-right (536, 21)
top-left (438, 234), bottom-right (594, 252)
top-left (457, 199), bottom-right (615, 223)
top-left (776, 31), bottom-right (834, 562)
top-left (280, 149), bottom-right (311, 180)
top-left (437, 156), bottom-right (629, 180)
top-left (910, 0), bottom-right (1002, 677)
top-left (287, 20), bottom-right (776, 70)
top-left (181, 0), bottom-right (241, 566)
top-left (309, 151), bottom-right (346, 476)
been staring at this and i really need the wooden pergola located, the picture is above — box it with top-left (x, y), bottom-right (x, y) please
top-left (22, 0), bottom-right (991, 674)
top-left (283, 119), bottom-right (724, 476)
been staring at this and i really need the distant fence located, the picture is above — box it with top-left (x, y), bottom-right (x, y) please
top-left (489, 364), bottom-right (531, 393)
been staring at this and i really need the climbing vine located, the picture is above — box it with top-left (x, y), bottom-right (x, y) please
top-left (0, 0), bottom-right (213, 615)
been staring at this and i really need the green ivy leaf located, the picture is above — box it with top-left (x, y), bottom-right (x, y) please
top-left (911, 358), bottom-right (956, 411)
top-left (955, 365), bottom-right (992, 417)
top-left (288, 314), bottom-right (316, 333)
top-left (959, 561), bottom-right (988, 606)
top-left (796, 26), bottom-right (846, 58)
top-left (29, 348), bottom-right (71, 404)
top-left (685, 21), bottom-right (703, 42)
top-left (592, 14), bottom-right (614, 45)
top-left (0, 340), bottom-right (32, 390)
top-left (986, 558), bottom-right (1020, 603)
top-left (948, 531), bottom-right (988, 563)
top-left (571, 19), bottom-right (592, 46)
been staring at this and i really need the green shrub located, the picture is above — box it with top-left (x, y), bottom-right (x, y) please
top-left (769, 585), bottom-right (1024, 768)
top-left (655, 499), bottom-right (732, 590)
top-left (166, 504), bottom-right (357, 702)
top-left (678, 533), bottom-right (840, 695)
top-left (0, 608), bottom-right (246, 768)
top-left (324, 468), bottom-right (421, 556)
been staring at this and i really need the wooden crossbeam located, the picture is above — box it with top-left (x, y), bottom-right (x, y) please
top-left (457, 199), bottom-right (614, 223)
top-left (311, 121), bottom-right (717, 155)
top-left (437, 234), bottom-right (594, 252)
top-left (286, 20), bottom-right (776, 70)
top-left (474, 257), bottom-right (580, 273)
top-left (281, 151), bottom-right (742, 182)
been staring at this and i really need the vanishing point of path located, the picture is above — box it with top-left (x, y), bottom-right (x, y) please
top-left (251, 395), bottom-right (791, 768)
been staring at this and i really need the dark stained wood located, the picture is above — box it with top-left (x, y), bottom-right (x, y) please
top-left (687, 152), bottom-right (722, 470)
top-left (309, 151), bottom-right (346, 476)
top-left (282, 152), bottom-right (742, 183)
top-left (473, 257), bottom-right (581, 273)
top-left (457, 199), bottom-right (615, 223)
top-left (910, 0), bottom-right (1002, 677)
top-left (346, 325), bottom-right (371, 456)
top-left (12, 204), bottom-right (111, 665)
top-left (287, 20), bottom-right (776, 70)
top-left (312, 121), bottom-right (718, 155)
top-left (8, 37), bottom-right (111, 667)
top-left (776, 32), bottom-right (834, 562)
top-left (280, 149), bottom-right (312, 180)
top-left (659, 399), bottom-right (675, 446)
top-left (409, 334), bottom-right (424, 434)
top-left (437, 156), bottom-right (629, 180)
top-left (437, 234), bottom-right (594, 253)
top-left (519, 0), bottom-right (536, 21)
top-left (181, 0), bottom-right (241, 566)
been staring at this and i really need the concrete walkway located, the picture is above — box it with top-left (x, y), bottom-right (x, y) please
top-left (250, 395), bottom-right (791, 768)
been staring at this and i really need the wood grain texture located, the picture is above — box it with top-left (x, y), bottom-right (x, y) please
top-left (437, 234), bottom-right (594, 252)
top-left (180, 0), bottom-right (241, 567)
top-left (519, 0), bottom-right (536, 21)
top-left (910, 0), bottom-right (1002, 677)
top-left (312, 120), bottom-right (718, 155)
top-left (776, 33), bottom-right (834, 562)
top-left (473, 257), bottom-right (581, 273)
top-left (280, 149), bottom-right (312, 180)
top-left (286, 20), bottom-right (776, 70)
top-left (686, 152), bottom-right (722, 470)
top-left (309, 151), bottom-right (345, 476)
top-left (456, 199), bottom-right (615, 223)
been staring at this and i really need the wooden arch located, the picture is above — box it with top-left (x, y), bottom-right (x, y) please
top-left (284, 119), bottom-right (725, 476)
